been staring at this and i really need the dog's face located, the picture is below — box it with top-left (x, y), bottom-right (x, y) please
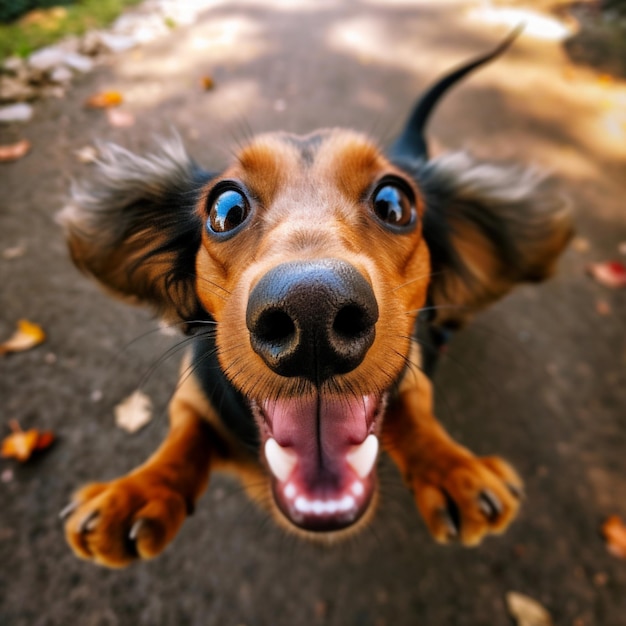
top-left (192, 130), bottom-right (429, 531)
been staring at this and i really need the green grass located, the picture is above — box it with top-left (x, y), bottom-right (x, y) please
top-left (0, 0), bottom-right (144, 63)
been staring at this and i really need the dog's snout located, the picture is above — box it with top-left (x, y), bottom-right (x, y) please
top-left (246, 259), bottom-right (378, 381)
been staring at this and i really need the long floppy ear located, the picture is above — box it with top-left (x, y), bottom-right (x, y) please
top-left (416, 152), bottom-right (573, 328)
top-left (58, 137), bottom-right (214, 326)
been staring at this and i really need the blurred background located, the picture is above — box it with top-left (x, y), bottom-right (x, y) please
top-left (1, 1), bottom-right (625, 624)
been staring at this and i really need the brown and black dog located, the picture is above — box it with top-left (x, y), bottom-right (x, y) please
top-left (59, 31), bottom-right (572, 567)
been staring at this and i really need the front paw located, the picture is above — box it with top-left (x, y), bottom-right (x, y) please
top-left (61, 473), bottom-right (189, 567)
top-left (411, 454), bottom-right (523, 546)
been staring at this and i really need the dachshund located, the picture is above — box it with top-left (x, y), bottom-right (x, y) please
top-left (59, 29), bottom-right (572, 568)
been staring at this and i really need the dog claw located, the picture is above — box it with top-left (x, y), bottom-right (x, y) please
top-left (59, 501), bottom-right (79, 520)
top-left (129, 519), bottom-right (145, 542)
top-left (439, 508), bottom-right (459, 540)
top-left (439, 491), bottom-right (461, 540)
top-left (507, 483), bottom-right (525, 500)
top-left (78, 510), bottom-right (100, 534)
top-left (478, 489), bottom-right (502, 520)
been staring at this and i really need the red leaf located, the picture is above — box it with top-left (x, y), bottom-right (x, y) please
top-left (587, 261), bottom-right (626, 289)
top-left (603, 515), bottom-right (626, 559)
top-left (0, 140), bottom-right (31, 162)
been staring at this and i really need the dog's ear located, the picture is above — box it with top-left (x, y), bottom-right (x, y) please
top-left (415, 152), bottom-right (573, 327)
top-left (58, 137), bottom-right (214, 326)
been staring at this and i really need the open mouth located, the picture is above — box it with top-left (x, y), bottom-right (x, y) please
top-left (252, 393), bottom-right (386, 532)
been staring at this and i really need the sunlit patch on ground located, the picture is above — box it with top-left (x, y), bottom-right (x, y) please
top-left (467, 7), bottom-right (575, 41)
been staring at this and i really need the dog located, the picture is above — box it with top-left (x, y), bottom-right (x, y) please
top-left (59, 29), bottom-right (572, 568)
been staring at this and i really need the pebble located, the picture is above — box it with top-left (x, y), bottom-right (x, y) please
top-left (0, 103), bottom-right (34, 123)
top-left (2, 56), bottom-right (25, 73)
top-left (61, 52), bottom-right (94, 73)
top-left (0, 77), bottom-right (37, 103)
top-left (28, 46), bottom-right (66, 71)
top-left (97, 32), bottom-right (137, 53)
top-left (50, 66), bottom-right (73, 84)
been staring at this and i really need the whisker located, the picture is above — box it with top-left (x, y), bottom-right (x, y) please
top-left (392, 270), bottom-right (447, 292)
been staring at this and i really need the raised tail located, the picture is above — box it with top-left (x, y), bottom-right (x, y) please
top-left (388, 25), bottom-right (523, 161)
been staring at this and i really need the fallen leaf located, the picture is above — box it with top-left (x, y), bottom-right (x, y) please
top-left (85, 91), bottom-right (123, 109)
top-left (0, 140), bottom-right (31, 163)
top-left (74, 145), bottom-right (98, 163)
top-left (106, 108), bottom-right (135, 128)
top-left (2, 244), bottom-right (26, 260)
top-left (1, 420), bottom-right (55, 462)
top-left (571, 237), bottom-right (590, 253)
top-left (597, 74), bottom-right (614, 87)
top-left (0, 319), bottom-right (46, 355)
top-left (602, 515), bottom-right (626, 559)
top-left (115, 390), bottom-right (152, 433)
top-left (587, 261), bottom-right (626, 289)
top-left (506, 592), bottom-right (553, 626)
top-left (19, 6), bottom-right (67, 27)
top-left (200, 75), bottom-right (215, 90)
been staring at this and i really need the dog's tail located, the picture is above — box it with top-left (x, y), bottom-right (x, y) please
top-left (388, 25), bottom-right (523, 161)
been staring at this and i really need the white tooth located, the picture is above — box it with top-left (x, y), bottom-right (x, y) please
top-left (312, 500), bottom-right (325, 515)
top-left (284, 483), bottom-right (296, 499)
top-left (295, 496), bottom-right (311, 513)
top-left (351, 481), bottom-right (364, 496)
top-left (265, 438), bottom-right (297, 482)
top-left (347, 434), bottom-right (379, 479)
top-left (340, 495), bottom-right (356, 511)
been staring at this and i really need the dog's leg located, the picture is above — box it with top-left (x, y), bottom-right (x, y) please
top-left (382, 349), bottom-right (523, 546)
top-left (63, 374), bottom-right (217, 568)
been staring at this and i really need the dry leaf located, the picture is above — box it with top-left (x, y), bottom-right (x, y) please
top-left (571, 237), bottom-right (590, 253)
top-left (106, 109), bottom-right (135, 128)
top-left (0, 319), bottom-right (46, 355)
top-left (597, 74), bottom-right (614, 87)
top-left (115, 390), bottom-right (152, 433)
top-left (75, 146), bottom-right (98, 163)
top-left (1, 420), bottom-right (55, 462)
top-left (0, 140), bottom-right (31, 163)
top-left (200, 75), bottom-right (215, 90)
top-left (85, 91), bottom-right (123, 109)
top-left (506, 592), bottom-right (553, 626)
top-left (2, 244), bottom-right (26, 260)
top-left (602, 515), bottom-right (626, 559)
top-left (587, 261), bottom-right (626, 289)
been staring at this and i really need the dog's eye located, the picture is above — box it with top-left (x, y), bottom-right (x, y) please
top-left (208, 189), bottom-right (250, 234)
top-left (372, 183), bottom-right (415, 231)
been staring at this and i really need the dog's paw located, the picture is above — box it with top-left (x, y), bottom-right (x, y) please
top-left (411, 453), bottom-right (523, 546)
top-left (61, 474), bottom-right (188, 567)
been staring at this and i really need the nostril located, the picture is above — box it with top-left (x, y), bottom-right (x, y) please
top-left (332, 305), bottom-right (374, 341)
top-left (255, 309), bottom-right (296, 346)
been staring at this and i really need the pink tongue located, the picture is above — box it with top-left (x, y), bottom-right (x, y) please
top-left (262, 395), bottom-right (374, 482)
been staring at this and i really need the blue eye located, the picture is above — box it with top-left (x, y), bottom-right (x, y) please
top-left (208, 188), bottom-right (250, 234)
top-left (372, 182), bottom-right (415, 230)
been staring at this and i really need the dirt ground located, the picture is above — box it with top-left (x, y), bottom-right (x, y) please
top-left (1, 1), bottom-right (625, 625)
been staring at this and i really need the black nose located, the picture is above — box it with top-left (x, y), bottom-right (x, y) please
top-left (246, 259), bottom-right (378, 382)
